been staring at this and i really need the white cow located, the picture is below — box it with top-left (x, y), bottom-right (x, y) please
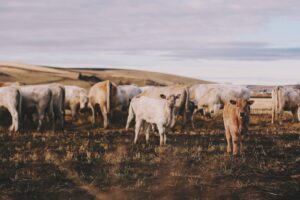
top-left (189, 84), bottom-right (250, 129)
top-left (136, 85), bottom-right (189, 129)
top-left (117, 85), bottom-right (142, 111)
top-left (20, 85), bottom-right (54, 131)
top-left (0, 87), bottom-right (22, 131)
top-left (65, 85), bottom-right (89, 120)
top-left (126, 94), bottom-right (180, 146)
top-left (40, 83), bottom-right (65, 130)
top-left (271, 86), bottom-right (300, 124)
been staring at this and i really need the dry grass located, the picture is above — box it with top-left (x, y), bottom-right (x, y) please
top-left (251, 98), bottom-right (272, 114)
top-left (0, 63), bottom-right (299, 199)
top-left (0, 114), bottom-right (299, 199)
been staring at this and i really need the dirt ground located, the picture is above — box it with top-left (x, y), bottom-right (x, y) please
top-left (0, 112), bottom-right (299, 200)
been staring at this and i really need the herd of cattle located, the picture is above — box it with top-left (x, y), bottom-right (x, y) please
top-left (0, 80), bottom-right (299, 155)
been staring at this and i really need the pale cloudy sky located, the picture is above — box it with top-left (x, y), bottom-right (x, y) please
top-left (1, 0), bottom-right (300, 85)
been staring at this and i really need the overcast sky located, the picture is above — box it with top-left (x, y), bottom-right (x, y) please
top-left (1, 0), bottom-right (300, 85)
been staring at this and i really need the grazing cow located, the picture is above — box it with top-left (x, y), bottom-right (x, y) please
top-left (126, 94), bottom-right (180, 146)
top-left (65, 85), bottom-right (89, 120)
top-left (117, 85), bottom-right (142, 111)
top-left (223, 98), bottom-right (254, 155)
top-left (0, 87), bottom-right (22, 131)
top-left (136, 85), bottom-right (189, 129)
top-left (88, 80), bottom-right (118, 128)
top-left (41, 83), bottom-right (65, 130)
top-left (271, 86), bottom-right (300, 124)
top-left (189, 84), bottom-right (250, 129)
top-left (19, 85), bottom-right (54, 131)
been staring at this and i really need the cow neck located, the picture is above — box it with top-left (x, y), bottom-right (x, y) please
top-left (164, 103), bottom-right (175, 125)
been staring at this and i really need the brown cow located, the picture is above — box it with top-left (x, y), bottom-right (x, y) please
top-left (223, 98), bottom-right (254, 155)
top-left (88, 80), bottom-right (118, 128)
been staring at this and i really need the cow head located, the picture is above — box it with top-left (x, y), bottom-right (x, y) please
top-left (80, 94), bottom-right (89, 109)
top-left (160, 94), bottom-right (181, 108)
top-left (229, 99), bottom-right (254, 118)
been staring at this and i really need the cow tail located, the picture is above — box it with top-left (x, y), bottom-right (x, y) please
top-left (17, 89), bottom-right (22, 128)
top-left (184, 87), bottom-right (190, 123)
top-left (61, 85), bottom-right (66, 127)
top-left (49, 90), bottom-right (55, 124)
top-left (276, 86), bottom-right (281, 112)
top-left (125, 99), bottom-right (134, 130)
top-left (61, 86), bottom-right (65, 115)
top-left (106, 80), bottom-right (110, 113)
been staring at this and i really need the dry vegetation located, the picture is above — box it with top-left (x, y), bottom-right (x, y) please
top-left (0, 63), bottom-right (299, 199)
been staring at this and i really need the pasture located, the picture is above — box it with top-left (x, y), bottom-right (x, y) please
top-left (0, 64), bottom-right (299, 199)
top-left (0, 113), bottom-right (299, 199)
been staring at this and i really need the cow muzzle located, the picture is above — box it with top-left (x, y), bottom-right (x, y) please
top-left (240, 112), bottom-right (245, 118)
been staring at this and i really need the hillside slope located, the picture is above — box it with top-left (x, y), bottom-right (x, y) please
top-left (0, 62), bottom-right (210, 88)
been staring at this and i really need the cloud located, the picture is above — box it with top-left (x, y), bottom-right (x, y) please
top-left (0, 0), bottom-right (300, 60)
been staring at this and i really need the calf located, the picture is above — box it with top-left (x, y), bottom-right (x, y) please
top-left (0, 87), bottom-right (22, 131)
top-left (126, 94), bottom-right (180, 146)
top-left (65, 85), bottom-right (89, 120)
top-left (223, 98), bottom-right (254, 155)
top-left (136, 85), bottom-right (189, 129)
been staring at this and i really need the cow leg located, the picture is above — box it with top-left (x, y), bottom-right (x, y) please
top-left (52, 110), bottom-right (57, 131)
top-left (292, 109), bottom-right (298, 122)
top-left (278, 111), bottom-right (283, 125)
top-left (59, 107), bottom-right (65, 130)
top-left (231, 131), bottom-right (238, 155)
top-left (88, 103), bottom-right (96, 124)
top-left (100, 105), bottom-right (109, 129)
top-left (125, 105), bottom-right (134, 130)
top-left (37, 113), bottom-right (45, 132)
top-left (163, 130), bottom-right (167, 145)
top-left (70, 104), bottom-right (78, 121)
top-left (271, 105), bottom-right (275, 124)
top-left (225, 126), bottom-right (232, 154)
top-left (157, 125), bottom-right (165, 146)
top-left (8, 107), bottom-right (18, 132)
top-left (134, 119), bottom-right (142, 144)
top-left (145, 123), bottom-right (150, 144)
top-left (191, 109), bottom-right (198, 130)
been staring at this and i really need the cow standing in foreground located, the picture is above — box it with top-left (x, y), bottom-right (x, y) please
top-left (65, 85), bottom-right (89, 121)
top-left (126, 94), bottom-right (180, 146)
top-left (0, 87), bottom-right (22, 131)
top-left (271, 86), bottom-right (300, 124)
top-left (88, 80), bottom-right (118, 128)
top-left (136, 85), bottom-right (189, 129)
top-left (223, 98), bottom-right (254, 155)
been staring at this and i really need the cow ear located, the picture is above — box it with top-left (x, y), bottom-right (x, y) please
top-left (230, 100), bottom-right (237, 105)
top-left (160, 94), bottom-right (166, 99)
top-left (247, 100), bottom-right (254, 105)
top-left (175, 94), bottom-right (181, 99)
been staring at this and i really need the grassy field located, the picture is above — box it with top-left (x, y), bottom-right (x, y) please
top-left (0, 63), bottom-right (300, 199)
top-left (0, 113), bottom-right (300, 200)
